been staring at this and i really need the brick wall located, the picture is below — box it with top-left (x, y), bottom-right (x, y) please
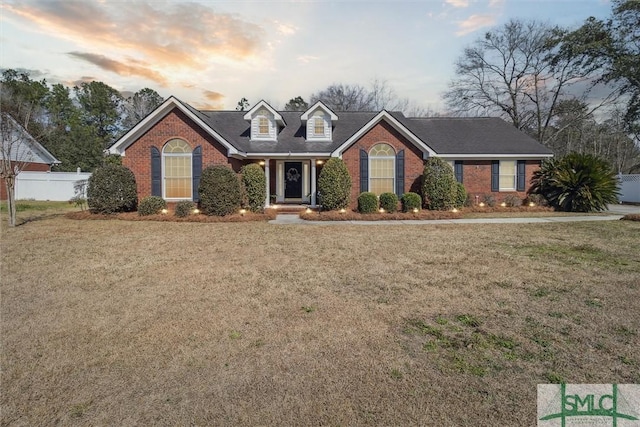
top-left (461, 160), bottom-right (541, 203)
top-left (342, 121), bottom-right (424, 208)
top-left (122, 108), bottom-right (241, 200)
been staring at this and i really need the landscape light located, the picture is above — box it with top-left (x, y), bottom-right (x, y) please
top-left (305, 208), bottom-right (312, 213)
top-left (193, 208), bottom-right (200, 215)
top-left (529, 202), bottom-right (535, 207)
top-left (239, 209), bottom-right (246, 216)
top-left (379, 208), bottom-right (385, 213)
top-left (452, 208), bottom-right (459, 213)
top-left (479, 202), bottom-right (485, 207)
top-left (339, 208), bottom-right (346, 214)
top-left (412, 208), bottom-right (419, 213)
top-left (161, 209), bottom-right (168, 214)
top-left (500, 202), bottom-right (506, 207)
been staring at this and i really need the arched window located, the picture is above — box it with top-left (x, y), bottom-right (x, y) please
top-left (369, 143), bottom-right (395, 195)
top-left (163, 139), bottom-right (192, 199)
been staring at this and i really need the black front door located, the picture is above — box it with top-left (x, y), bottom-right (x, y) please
top-left (284, 162), bottom-right (303, 199)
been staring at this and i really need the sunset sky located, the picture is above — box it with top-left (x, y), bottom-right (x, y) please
top-left (0, 0), bottom-right (612, 111)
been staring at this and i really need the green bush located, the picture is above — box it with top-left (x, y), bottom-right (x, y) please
top-left (174, 200), bottom-right (194, 217)
top-left (503, 194), bottom-right (522, 207)
top-left (525, 193), bottom-right (548, 207)
top-left (401, 192), bottom-right (422, 212)
top-left (455, 182), bottom-right (466, 208)
top-left (529, 153), bottom-right (619, 212)
top-left (87, 164), bottom-right (137, 214)
top-left (138, 196), bottom-right (167, 216)
top-left (318, 158), bottom-right (351, 210)
top-left (241, 163), bottom-right (266, 212)
top-left (422, 157), bottom-right (457, 210)
top-left (358, 192), bottom-right (378, 213)
top-left (198, 165), bottom-right (242, 216)
top-left (379, 192), bottom-right (399, 212)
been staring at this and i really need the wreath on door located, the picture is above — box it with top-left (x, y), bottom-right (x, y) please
top-left (286, 168), bottom-right (301, 182)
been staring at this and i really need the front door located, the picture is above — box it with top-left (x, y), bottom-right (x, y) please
top-left (284, 162), bottom-right (303, 199)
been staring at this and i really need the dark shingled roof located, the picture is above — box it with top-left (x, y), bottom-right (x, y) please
top-left (191, 107), bottom-right (552, 156)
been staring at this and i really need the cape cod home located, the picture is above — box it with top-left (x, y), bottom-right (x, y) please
top-left (108, 97), bottom-right (553, 208)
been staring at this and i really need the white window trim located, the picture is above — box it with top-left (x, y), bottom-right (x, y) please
top-left (368, 144), bottom-right (396, 195)
top-left (499, 160), bottom-right (517, 191)
top-left (162, 142), bottom-right (193, 201)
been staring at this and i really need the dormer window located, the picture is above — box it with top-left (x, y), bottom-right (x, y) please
top-left (301, 101), bottom-right (338, 142)
top-left (243, 101), bottom-right (285, 142)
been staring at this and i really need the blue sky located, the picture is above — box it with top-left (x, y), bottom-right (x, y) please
top-left (0, 0), bottom-right (612, 111)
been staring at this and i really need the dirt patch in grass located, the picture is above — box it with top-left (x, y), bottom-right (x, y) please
top-left (621, 213), bottom-right (640, 221)
top-left (2, 219), bottom-right (639, 425)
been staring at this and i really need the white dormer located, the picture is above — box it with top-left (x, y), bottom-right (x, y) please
top-left (301, 101), bottom-right (338, 142)
top-left (243, 100), bottom-right (285, 142)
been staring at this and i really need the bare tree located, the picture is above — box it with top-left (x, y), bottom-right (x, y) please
top-left (443, 19), bottom-right (617, 145)
top-left (310, 83), bottom-right (374, 111)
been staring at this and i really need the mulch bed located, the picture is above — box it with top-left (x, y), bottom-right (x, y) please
top-left (621, 213), bottom-right (640, 221)
top-left (65, 210), bottom-right (277, 222)
top-left (300, 206), bottom-right (554, 221)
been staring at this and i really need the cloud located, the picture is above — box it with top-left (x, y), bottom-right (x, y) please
top-left (445, 0), bottom-right (470, 7)
top-left (488, 0), bottom-right (505, 7)
top-left (68, 52), bottom-right (168, 86)
top-left (274, 21), bottom-right (298, 35)
top-left (203, 90), bottom-right (225, 102)
top-left (297, 55), bottom-right (319, 64)
top-left (1, 1), bottom-right (266, 73)
top-left (197, 90), bottom-right (225, 109)
top-left (455, 14), bottom-right (497, 36)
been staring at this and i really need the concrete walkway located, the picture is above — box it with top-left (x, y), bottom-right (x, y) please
top-left (269, 204), bottom-right (637, 225)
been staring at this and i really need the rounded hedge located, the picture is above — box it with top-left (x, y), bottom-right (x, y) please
top-left (379, 192), bottom-right (398, 213)
top-left (138, 196), bottom-right (167, 216)
top-left (198, 165), bottom-right (242, 216)
top-left (422, 157), bottom-right (457, 210)
top-left (318, 158), bottom-right (351, 210)
top-left (87, 164), bottom-right (137, 214)
top-left (241, 163), bottom-right (266, 212)
top-left (174, 200), bottom-right (194, 218)
top-left (358, 192), bottom-right (378, 213)
top-left (401, 192), bottom-right (422, 212)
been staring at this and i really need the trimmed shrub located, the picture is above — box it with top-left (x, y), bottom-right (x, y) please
top-left (379, 192), bottom-right (399, 213)
top-left (138, 196), bottom-right (167, 216)
top-left (199, 165), bottom-right (242, 216)
top-left (503, 194), bottom-right (522, 207)
top-left (454, 182), bottom-right (466, 208)
top-left (317, 158), bottom-right (351, 210)
top-left (87, 164), bottom-right (137, 214)
top-left (401, 192), bottom-right (422, 212)
top-left (529, 153), bottom-right (619, 212)
top-left (175, 200), bottom-right (194, 217)
top-left (358, 192), bottom-right (378, 213)
top-left (524, 193), bottom-right (549, 207)
top-left (241, 163), bottom-right (266, 212)
top-left (422, 157), bottom-right (457, 210)
top-left (481, 194), bottom-right (496, 207)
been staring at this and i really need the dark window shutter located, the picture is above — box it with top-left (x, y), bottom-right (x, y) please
top-left (491, 160), bottom-right (499, 192)
top-left (192, 146), bottom-right (202, 201)
top-left (454, 160), bottom-right (463, 183)
top-left (360, 149), bottom-right (368, 193)
top-left (151, 146), bottom-right (161, 197)
top-left (516, 160), bottom-right (526, 191)
top-left (395, 149), bottom-right (405, 196)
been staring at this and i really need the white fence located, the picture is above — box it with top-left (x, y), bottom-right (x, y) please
top-left (16, 170), bottom-right (92, 201)
top-left (618, 174), bottom-right (640, 203)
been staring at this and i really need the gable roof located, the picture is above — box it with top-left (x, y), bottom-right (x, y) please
top-left (108, 96), bottom-right (240, 156)
top-left (301, 101), bottom-right (338, 121)
top-left (0, 114), bottom-right (60, 165)
top-left (243, 100), bottom-right (285, 126)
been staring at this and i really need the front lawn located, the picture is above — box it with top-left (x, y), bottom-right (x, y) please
top-left (1, 218), bottom-right (638, 425)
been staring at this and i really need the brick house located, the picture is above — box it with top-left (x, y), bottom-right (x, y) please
top-left (1, 114), bottom-right (60, 200)
top-left (108, 97), bottom-right (553, 209)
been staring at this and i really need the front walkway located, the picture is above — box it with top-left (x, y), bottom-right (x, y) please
top-left (269, 214), bottom-right (625, 226)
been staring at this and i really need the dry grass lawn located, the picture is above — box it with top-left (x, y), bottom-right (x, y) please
top-left (1, 213), bottom-right (639, 425)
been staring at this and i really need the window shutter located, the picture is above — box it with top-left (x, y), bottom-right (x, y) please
top-left (454, 160), bottom-right (463, 183)
top-left (151, 146), bottom-right (161, 197)
top-left (192, 146), bottom-right (202, 201)
top-left (516, 160), bottom-right (526, 191)
top-left (360, 149), bottom-right (368, 193)
top-left (491, 160), bottom-right (499, 192)
top-left (395, 149), bottom-right (405, 196)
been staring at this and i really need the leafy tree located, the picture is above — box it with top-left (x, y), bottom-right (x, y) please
top-left (74, 81), bottom-right (124, 148)
top-left (284, 96), bottom-right (309, 111)
top-left (422, 157), bottom-right (457, 210)
top-left (236, 97), bottom-right (250, 111)
top-left (529, 153), bottom-right (620, 212)
top-left (317, 158), bottom-right (351, 210)
top-left (0, 69), bottom-right (48, 136)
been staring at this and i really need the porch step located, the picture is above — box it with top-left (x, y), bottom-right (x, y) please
top-left (269, 204), bottom-right (318, 214)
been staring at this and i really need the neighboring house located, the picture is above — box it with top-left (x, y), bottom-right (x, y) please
top-left (0, 115), bottom-right (60, 200)
top-left (109, 97), bottom-right (553, 208)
